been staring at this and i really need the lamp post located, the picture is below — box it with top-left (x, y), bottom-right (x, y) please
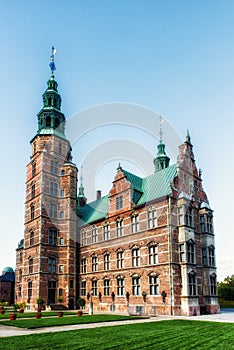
top-left (89, 289), bottom-right (94, 315)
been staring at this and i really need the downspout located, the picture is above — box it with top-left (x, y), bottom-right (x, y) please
top-left (168, 194), bottom-right (173, 316)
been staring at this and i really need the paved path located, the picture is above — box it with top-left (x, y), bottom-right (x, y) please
top-left (0, 309), bottom-right (233, 338)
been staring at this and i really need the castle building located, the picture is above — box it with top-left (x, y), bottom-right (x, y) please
top-left (15, 53), bottom-right (219, 316)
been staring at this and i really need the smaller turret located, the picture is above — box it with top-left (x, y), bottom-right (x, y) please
top-left (153, 117), bottom-right (170, 173)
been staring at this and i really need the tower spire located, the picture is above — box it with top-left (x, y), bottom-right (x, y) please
top-left (36, 47), bottom-right (66, 138)
top-left (153, 116), bottom-right (170, 173)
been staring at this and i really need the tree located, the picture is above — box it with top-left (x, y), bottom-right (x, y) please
top-left (218, 275), bottom-right (234, 301)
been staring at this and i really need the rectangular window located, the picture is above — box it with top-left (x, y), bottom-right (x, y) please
top-left (92, 280), bottom-right (98, 296)
top-left (32, 162), bottom-right (36, 177)
top-left (60, 189), bottom-right (64, 197)
top-left (132, 248), bottom-right (140, 267)
top-left (208, 247), bottom-right (215, 266)
top-left (185, 207), bottom-right (193, 227)
top-left (117, 278), bottom-right (124, 296)
top-left (81, 281), bottom-right (86, 296)
top-left (179, 244), bottom-right (185, 263)
top-left (104, 254), bottom-right (110, 270)
top-left (81, 258), bottom-right (87, 273)
top-left (207, 215), bottom-right (213, 233)
top-left (49, 229), bottom-right (57, 245)
top-left (148, 209), bottom-right (157, 229)
top-left (92, 256), bottom-right (98, 272)
top-left (92, 227), bottom-right (97, 243)
top-left (188, 273), bottom-right (196, 296)
top-left (149, 275), bottom-right (159, 295)
top-left (131, 215), bottom-right (139, 233)
top-left (50, 182), bottom-right (58, 196)
top-left (104, 279), bottom-right (110, 296)
top-left (59, 265), bottom-right (64, 273)
top-left (116, 220), bottom-right (124, 237)
top-left (18, 286), bottom-right (22, 298)
top-left (50, 160), bottom-right (58, 175)
top-left (132, 277), bottom-right (140, 296)
top-left (187, 242), bottom-right (195, 263)
top-left (59, 288), bottom-right (63, 297)
top-left (70, 280), bottom-right (74, 289)
top-left (178, 207), bottom-right (183, 225)
top-left (60, 211), bottom-right (65, 219)
top-left (103, 224), bottom-right (110, 240)
top-left (50, 203), bottom-right (58, 219)
top-left (31, 183), bottom-right (35, 198)
top-left (117, 251), bottom-right (124, 269)
top-left (48, 258), bottom-right (56, 273)
top-left (116, 195), bottom-right (123, 210)
top-left (202, 248), bottom-right (207, 266)
top-left (60, 237), bottom-right (64, 245)
top-left (149, 245), bottom-right (158, 265)
top-left (200, 215), bottom-right (205, 233)
top-left (81, 231), bottom-right (87, 246)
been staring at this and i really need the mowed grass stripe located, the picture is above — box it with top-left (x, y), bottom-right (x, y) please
top-left (0, 320), bottom-right (233, 350)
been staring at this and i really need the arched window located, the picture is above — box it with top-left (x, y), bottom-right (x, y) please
top-left (103, 223), bottom-right (110, 240)
top-left (48, 97), bottom-right (52, 106)
top-left (30, 231), bottom-right (34, 246)
top-left (31, 183), bottom-right (35, 198)
top-left (91, 279), bottom-right (98, 296)
top-left (92, 255), bottom-right (98, 272)
top-left (148, 243), bottom-right (158, 265)
top-left (104, 253), bottom-right (110, 270)
top-left (210, 274), bottom-right (217, 295)
top-left (116, 249), bottom-right (124, 269)
top-left (132, 247), bottom-right (140, 267)
top-left (81, 280), bottom-right (86, 296)
top-left (30, 204), bottom-right (35, 220)
top-left (117, 276), bottom-right (124, 296)
top-left (132, 274), bottom-right (140, 296)
top-left (32, 162), bottom-right (36, 177)
top-left (28, 281), bottom-right (32, 299)
top-left (131, 214), bottom-right (139, 233)
top-left (148, 207), bottom-right (157, 229)
top-left (188, 271), bottom-right (197, 296)
top-left (186, 240), bottom-right (195, 264)
top-left (116, 218), bottom-right (124, 237)
top-left (104, 278), bottom-right (110, 296)
top-left (29, 258), bottom-right (33, 274)
top-left (149, 273), bottom-right (159, 295)
top-left (46, 115), bottom-right (51, 127)
top-left (54, 117), bottom-right (60, 128)
top-left (54, 98), bottom-right (57, 108)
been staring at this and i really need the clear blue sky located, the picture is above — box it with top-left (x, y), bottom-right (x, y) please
top-left (0, 0), bottom-right (233, 280)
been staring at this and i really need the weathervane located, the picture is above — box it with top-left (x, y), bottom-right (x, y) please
top-left (159, 116), bottom-right (163, 143)
top-left (49, 46), bottom-right (56, 73)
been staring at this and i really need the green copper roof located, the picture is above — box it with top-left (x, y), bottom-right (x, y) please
top-left (122, 169), bottom-right (143, 192)
top-left (78, 164), bottom-right (177, 225)
top-left (138, 164), bottom-right (177, 204)
top-left (78, 195), bottom-right (109, 224)
top-left (37, 128), bottom-right (67, 139)
top-left (2, 267), bottom-right (14, 273)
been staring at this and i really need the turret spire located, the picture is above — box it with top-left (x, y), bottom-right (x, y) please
top-left (153, 116), bottom-right (170, 173)
top-left (49, 46), bottom-right (56, 74)
top-left (78, 166), bottom-right (87, 207)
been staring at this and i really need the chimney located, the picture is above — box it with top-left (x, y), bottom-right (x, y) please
top-left (96, 190), bottom-right (101, 200)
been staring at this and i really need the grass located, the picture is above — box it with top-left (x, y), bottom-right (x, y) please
top-left (0, 314), bottom-right (142, 329)
top-left (0, 320), bottom-right (234, 350)
top-left (0, 311), bottom-right (77, 319)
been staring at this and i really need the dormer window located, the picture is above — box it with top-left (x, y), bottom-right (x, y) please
top-left (116, 195), bottom-right (123, 210)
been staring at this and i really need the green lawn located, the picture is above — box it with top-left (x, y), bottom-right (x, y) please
top-left (0, 320), bottom-right (233, 350)
top-left (0, 314), bottom-right (141, 329)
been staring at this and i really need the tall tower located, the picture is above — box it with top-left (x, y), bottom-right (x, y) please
top-left (15, 49), bottom-right (78, 310)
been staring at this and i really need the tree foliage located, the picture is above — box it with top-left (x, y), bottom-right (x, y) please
top-left (218, 275), bottom-right (234, 301)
